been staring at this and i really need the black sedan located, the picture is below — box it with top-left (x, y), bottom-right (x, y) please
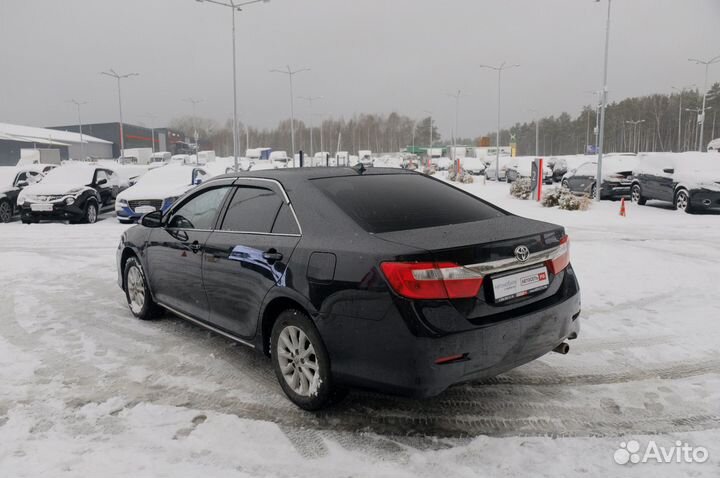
top-left (561, 160), bottom-right (634, 200)
top-left (117, 167), bottom-right (581, 409)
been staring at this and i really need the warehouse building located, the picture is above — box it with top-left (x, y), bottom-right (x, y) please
top-left (0, 122), bottom-right (113, 166)
top-left (49, 123), bottom-right (187, 157)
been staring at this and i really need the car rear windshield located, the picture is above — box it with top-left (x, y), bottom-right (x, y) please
top-left (312, 173), bottom-right (505, 233)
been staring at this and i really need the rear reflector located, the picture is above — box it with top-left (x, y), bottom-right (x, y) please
top-left (434, 353), bottom-right (467, 365)
top-left (380, 261), bottom-right (484, 300)
top-left (546, 235), bottom-right (570, 275)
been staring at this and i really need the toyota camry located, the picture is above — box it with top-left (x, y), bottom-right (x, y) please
top-left (117, 167), bottom-right (581, 409)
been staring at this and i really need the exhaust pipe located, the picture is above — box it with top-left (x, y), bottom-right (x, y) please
top-left (553, 342), bottom-right (570, 355)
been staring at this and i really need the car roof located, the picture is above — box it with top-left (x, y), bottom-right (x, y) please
top-left (207, 166), bottom-right (416, 186)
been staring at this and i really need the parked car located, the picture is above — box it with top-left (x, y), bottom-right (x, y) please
top-left (631, 152), bottom-right (720, 213)
top-left (562, 156), bottom-right (637, 199)
top-left (461, 157), bottom-right (486, 175)
top-left (115, 165), bottom-right (210, 223)
top-left (505, 157), bottom-right (553, 184)
top-left (17, 164), bottom-right (120, 224)
top-left (433, 157), bottom-right (452, 171)
top-left (484, 156), bottom-right (514, 181)
top-left (117, 167), bottom-right (581, 409)
top-left (0, 166), bottom-right (44, 223)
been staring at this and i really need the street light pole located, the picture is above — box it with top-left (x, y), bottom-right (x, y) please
top-left (184, 97), bottom-right (203, 153)
top-left (141, 113), bottom-right (158, 153)
top-left (593, 0), bottom-right (613, 202)
top-left (480, 62), bottom-right (520, 180)
top-left (529, 109), bottom-right (540, 157)
top-left (67, 99), bottom-right (88, 160)
top-left (671, 86), bottom-right (695, 152)
top-left (100, 69), bottom-right (139, 159)
top-left (446, 90), bottom-right (465, 163)
top-left (195, 0), bottom-right (270, 172)
top-left (688, 55), bottom-right (720, 151)
top-left (299, 95), bottom-right (322, 156)
top-left (271, 65), bottom-right (310, 156)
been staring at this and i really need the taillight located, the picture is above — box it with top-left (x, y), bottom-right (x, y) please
top-left (547, 235), bottom-right (570, 275)
top-left (380, 261), bottom-right (484, 300)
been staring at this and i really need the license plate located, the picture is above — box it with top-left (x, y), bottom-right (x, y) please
top-left (30, 203), bottom-right (54, 212)
top-left (135, 205), bottom-right (156, 214)
top-left (492, 266), bottom-right (550, 303)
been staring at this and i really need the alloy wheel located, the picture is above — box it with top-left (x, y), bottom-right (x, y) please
top-left (87, 204), bottom-right (97, 223)
top-left (676, 191), bottom-right (689, 212)
top-left (0, 201), bottom-right (11, 223)
top-left (277, 325), bottom-right (320, 397)
top-left (127, 265), bottom-right (145, 314)
top-left (631, 186), bottom-right (641, 203)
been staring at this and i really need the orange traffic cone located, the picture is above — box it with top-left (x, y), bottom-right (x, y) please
top-left (619, 198), bottom-right (627, 217)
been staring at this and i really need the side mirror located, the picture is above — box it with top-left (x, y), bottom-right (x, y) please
top-left (97, 178), bottom-right (108, 186)
top-left (141, 210), bottom-right (163, 228)
top-left (663, 168), bottom-right (674, 174)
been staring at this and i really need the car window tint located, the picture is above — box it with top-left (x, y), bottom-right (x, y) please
top-left (220, 186), bottom-right (283, 233)
top-left (167, 186), bottom-right (231, 230)
top-left (272, 204), bottom-right (300, 235)
top-left (312, 173), bottom-right (505, 233)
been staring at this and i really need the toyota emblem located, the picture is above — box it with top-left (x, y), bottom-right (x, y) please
top-left (514, 245), bottom-right (530, 263)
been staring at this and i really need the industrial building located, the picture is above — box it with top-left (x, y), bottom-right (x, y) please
top-left (49, 123), bottom-right (187, 158)
top-left (0, 122), bottom-right (113, 166)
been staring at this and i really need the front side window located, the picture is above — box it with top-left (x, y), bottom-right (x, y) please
top-left (220, 186), bottom-right (284, 233)
top-left (167, 186), bottom-right (230, 230)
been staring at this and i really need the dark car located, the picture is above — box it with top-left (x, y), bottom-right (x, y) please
top-left (18, 164), bottom-right (120, 224)
top-left (631, 153), bottom-right (720, 213)
top-left (116, 167), bottom-right (581, 409)
top-left (0, 167), bottom-right (44, 223)
top-left (562, 159), bottom-right (635, 200)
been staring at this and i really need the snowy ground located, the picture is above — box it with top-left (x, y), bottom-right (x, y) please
top-left (1, 180), bottom-right (719, 477)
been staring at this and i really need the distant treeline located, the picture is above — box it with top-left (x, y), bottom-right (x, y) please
top-left (170, 82), bottom-right (720, 156)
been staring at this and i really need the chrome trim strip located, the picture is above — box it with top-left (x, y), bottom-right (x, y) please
top-left (229, 177), bottom-right (304, 236)
top-left (158, 302), bottom-right (256, 349)
top-left (464, 245), bottom-right (561, 276)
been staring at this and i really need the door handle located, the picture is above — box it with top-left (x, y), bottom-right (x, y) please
top-left (189, 241), bottom-right (202, 254)
top-left (263, 250), bottom-right (283, 262)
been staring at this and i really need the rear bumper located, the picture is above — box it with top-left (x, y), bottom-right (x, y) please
top-left (690, 189), bottom-right (720, 212)
top-left (601, 182), bottom-right (631, 199)
top-left (324, 266), bottom-right (581, 398)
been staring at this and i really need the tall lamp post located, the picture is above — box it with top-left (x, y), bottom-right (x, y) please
top-left (299, 95), bottom-right (322, 156)
top-left (100, 69), bottom-right (139, 159)
top-left (480, 62), bottom-right (520, 180)
top-left (423, 110), bottom-right (434, 151)
top-left (446, 90), bottom-right (466, 162)
top-left (67, 99), bottom-right (88, 160)
top-left (624, 120), bottom-right (645, 153)
top-left (271, 65), bottom-right (310, 155)
top-left (184, 97), bottom-right (204, 152)
top-left (593, 0), bottom-right (613, 202)
top-left (195, 0), bottom-right (270, 173)
top-left (140, 113), bottom-right (158, 153)
top-left (528, 108), bottom-right (540, 157)
top-left (688, 55), bottom-right (720, 151)
top-left (671, 85), bottom-right (696, 152)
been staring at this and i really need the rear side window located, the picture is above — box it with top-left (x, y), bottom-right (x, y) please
top-left (272, 204), bottom-right (300, 235)
top-left (221, 186), bottom-right (283, 233)
top-left (312, 174), bottom-right (505, 233)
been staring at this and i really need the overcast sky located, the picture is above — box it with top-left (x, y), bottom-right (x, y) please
top-left (1, 0), bottom-right (719, 138)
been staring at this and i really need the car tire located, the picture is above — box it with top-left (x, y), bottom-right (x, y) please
top-left (123, 256), bottom-right (160, 321)
top-left (271, 309), bottom-right (338, 410)
top-left (591, 184), bottom-right (597, 199)
top-left (674, 189), bottom-right (692, 214)
top-left (561, 180), bottom-right (569, 189)
top-left (631, 184), bottom-right (647, 205)
top-left (0, 199), bottom-right (12, 223)
top-left (84, 200), bottom-right (99, 224)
